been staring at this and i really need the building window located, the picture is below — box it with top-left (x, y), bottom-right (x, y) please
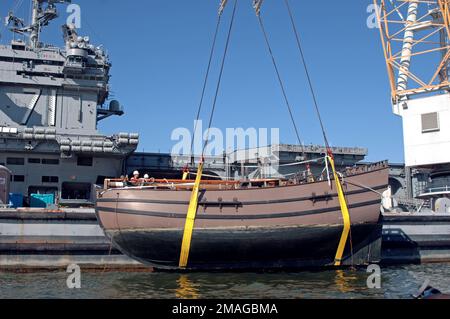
top-left (77, 157), bottom-right (93, 167)
top-left (28, 158), bottom-right (41, 164)
top-left (42, 176), bottom-right (59, 183)
top-left (42, 159), bottom-right (60, 165)
top-left (12, 175), bottom-right (25, 182)
top-left (422, 112), bottom-right (440, 133)
top-left (62, 182), bottom-right (91, 200)
top-left (7, 158), bottom-right (25, 165)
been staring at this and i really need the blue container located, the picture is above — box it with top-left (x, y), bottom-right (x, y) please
top-left (9, 193), bottom-right (23, 208)
top-left (30, 194), bottom-right (54, 208)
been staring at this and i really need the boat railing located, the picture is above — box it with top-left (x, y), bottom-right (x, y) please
top-left (394, 196), bottom-right (427, 211)
top-left (103, 161), bottom-right (389, 191)
top-left (103, 177), bottom-right (288, 191)
top-left (345, 161), bottom-right (389, 177)
top-left (424, 186), bottom-right (450, 194)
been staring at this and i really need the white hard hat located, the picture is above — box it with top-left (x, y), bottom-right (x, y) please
top-left (144, 174), bottom-right (150, 179)
top-left (133, 171), bottom-right (140, 175)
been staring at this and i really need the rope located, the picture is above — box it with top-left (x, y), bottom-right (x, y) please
top-left (283, 0), bottom-right (331, 151)
top-left (257, 14), bottom-right (306, 158)
top-left (189, 13), bottom-right (224, 163)
top-left (241, 156), bottom-right (325, 168)
top-left (189, 173), bottom-right (237, 180)
top-left (203, 0), bottom-right (238, 157)
top-left (344, 180), bottom-right (384, 196)
top-left (9, 0), bottom-right (25, 14)
top-left (283, 1), bottom-right (356, 266)
top-left (102, 193), bottom-right (121, 274)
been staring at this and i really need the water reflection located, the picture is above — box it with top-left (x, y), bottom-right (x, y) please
top-left (334, 269), bottom-right (359, 294)
top-left (175, 275), bottom-right (200, 299)
top-left (1, 264), bottom-right (450, 299)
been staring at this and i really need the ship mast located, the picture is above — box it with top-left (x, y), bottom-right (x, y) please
top-left (30, 0), bottom-right (42, 48)
top-left (31, 0), bottom-right (72, 48)
top-left (5, 0), bottom-right (71, 48)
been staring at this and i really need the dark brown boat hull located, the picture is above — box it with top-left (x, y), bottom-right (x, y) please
top-left (95, 165), bottom-right (389, 270)
top-left (104, 223), bottom-right (382, 270)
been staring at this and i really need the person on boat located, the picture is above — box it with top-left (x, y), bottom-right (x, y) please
top-left (130, 171), bottom-right (140, 185)
top-left (135, 174), bottom-right (151, 186)
top-left (306, 164), bottom-right (315, 183)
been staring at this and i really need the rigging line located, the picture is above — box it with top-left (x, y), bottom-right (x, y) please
top-left (283, 0), bottom-right (330, 150)
top-left (257, 14), bottom-right (306, 158)
top-left (9, 0), bottom-right (24, 14)
top-left (189, 13), bottom-right (223, 163)
top-left (202, 0), bottom-right (238, 157)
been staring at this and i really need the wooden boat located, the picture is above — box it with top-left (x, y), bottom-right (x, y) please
top-left (96, 0), bottom-right (390, 271)
top-left (95, 161), bottom-right (389, 270)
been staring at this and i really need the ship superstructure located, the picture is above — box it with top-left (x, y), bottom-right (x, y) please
top-left (0, 0), bottom-right (138, 206)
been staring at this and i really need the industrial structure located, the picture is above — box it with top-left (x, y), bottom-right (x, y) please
top-left (376, 0), bottom-right (450, 213)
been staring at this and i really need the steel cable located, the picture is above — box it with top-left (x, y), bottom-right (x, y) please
top-left (283, 0), bottom-right (355, 264)
top-left (202, 0), bottom-right (238, 157)
top-left (189, 12), bottom-right (224, 163)
top-left (257, 14), bottom-right (306, 158)
top-left (283, 0), bottom-right (331, 150)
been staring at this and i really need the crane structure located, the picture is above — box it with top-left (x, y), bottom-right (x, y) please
top-left (376, 0), bottom-right (450, 200)
top-left (375, 0), bottom-right (450, 108)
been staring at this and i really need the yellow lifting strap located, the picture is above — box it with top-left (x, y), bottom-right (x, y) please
top-left (327, 155), bottom-right (352, 267)
top-left (179, 161), bottom-right (204, 268)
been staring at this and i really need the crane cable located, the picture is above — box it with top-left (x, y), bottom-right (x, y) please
top-left (282, 0), bottom-right (354, 266)
top-left (202, 0), bottom-right (238, 157)
top-left (283, 0), bottom-right (330, 150)
top-left (256, 14), bottom-right (306, 159)
top-left (187, 10), bottom-right (224, 170)
top-left (179, 0), bottom-right (238, 268)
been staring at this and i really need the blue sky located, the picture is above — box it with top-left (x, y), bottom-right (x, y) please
top-left (0, 0), bottom-right (405, 163)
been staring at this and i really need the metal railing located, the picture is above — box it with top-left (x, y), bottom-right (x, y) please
top-left (424, 186), bottom-right (450, 194)
top-left (394, 196), bottom-right (427, 211)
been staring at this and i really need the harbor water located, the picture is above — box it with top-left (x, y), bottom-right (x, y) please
top-left (1, 263), bottom-right (450, 299)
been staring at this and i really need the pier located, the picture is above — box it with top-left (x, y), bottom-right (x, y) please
top-left (0, 208), bottom-right (143, 271)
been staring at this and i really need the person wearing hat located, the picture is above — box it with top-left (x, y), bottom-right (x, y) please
top-left (130, 170), bottom-right (140, 185)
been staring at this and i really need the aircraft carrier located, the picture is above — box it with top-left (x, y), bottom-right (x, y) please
top-left (0, 0), bottom-right (138, 209)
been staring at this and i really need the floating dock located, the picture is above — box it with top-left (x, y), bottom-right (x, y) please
top-left (1, 207), bottom-right (449, 270)
top-left (0, 208), bottom-right (144, 271)
top-left (382, 212), bottom-right (450, 264)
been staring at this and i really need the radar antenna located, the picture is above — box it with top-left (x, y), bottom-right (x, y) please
top-left (4, 0), bottom-right (71, 48)
top-left (5, 12), bottom-right (25, 29)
